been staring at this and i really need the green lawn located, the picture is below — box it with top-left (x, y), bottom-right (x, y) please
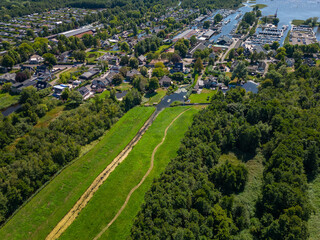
top-left (308, 175), bottom-right (320, 240)
top-left (189, 89), bottom-right (217, 103)
top-left (143, 89), bottom-right (166, 105)
top-left (86, 52), bottom-right (104, 63)
top-left (316, 60), bottom-right (320, 67)
top-left (250, 3), bottom-right (267, 9)
top-left (154, 44), bottom-right (172, 54)
top-left (292, 19), bottom-right (305, 26)
top-left (115, 82), bottom-right (132, 92)
top-left (59, 106), bottom-right (199, 240)
top-left (0, 106), bottom-right (155, 240)
top-left (0, 92), bottom-right (20, 110)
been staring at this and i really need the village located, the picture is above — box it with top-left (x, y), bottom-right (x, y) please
top-left (0, 4), bottom-right (320, 112)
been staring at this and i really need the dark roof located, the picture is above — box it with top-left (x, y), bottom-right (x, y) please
top-left (77, 86), bottom-right (90, 96)
top-left (126, 69), bottom-right (141, 78)
top-left (159, 75), bottom-right (172, 83)
top-left (242, 81), bottom-right (259, 94)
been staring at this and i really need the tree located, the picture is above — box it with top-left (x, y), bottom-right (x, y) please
top-left (214, 13), bottom-right (223, 23)
top-left (174, 39), bottom-right (189, 58)
top-left (243, 12), bottom-right (256, 25)
top-left (112, 73), bottom-right (124, 85)
top-left (43, 53), bottom-right (57, 66)
top-left (120, 42), bottom-right (130, 52)
top-left (228, 48), bottom-right (236, 61)
top-left (149, 77), bottom-right (159, 92)
top-left (194, 58), bottom-right (204, 72)
top-left (122, 89), bottom-right (142, 111)
top-left (271, 41), bottom-right (280, 50)
top-left (15, 72), bottom-right (28, 82)
top-left (61, 88), bottom-right (70, 101)
top-left (190, 35), bottom-right (197, 46)
top-left (140, 66), bottom-right (148, 77)
top-left (68, 91), bottom-right (83, 108)
top-left (1, 55), bottom-right (14, 69)
top-left (129, 57), bottom-right (139, 69)
top-left (2, 82), bottom-right (12, 92)
top-left (133, 24), bottom-right (138, 36)
top-left (203, 21), bottom-right (210, 29)
top-left (273, 18), bottom-right (280, 26)
top-left (232, 61), bottom-right (247, 82)
top-left (133, 75), bottom-right (148, 92)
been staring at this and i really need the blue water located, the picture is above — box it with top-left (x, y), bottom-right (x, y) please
top-left (209, 0), bottom-right (320, 44)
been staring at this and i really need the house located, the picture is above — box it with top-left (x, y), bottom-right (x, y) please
top-left (242, 80), bottom-right (259, 94)
top-left (204, 76), bottom-right (218, 88)
top-left (209, 52), bottom-right (216, 60)
top-left (0, 72), bottom-right (16, 84)
top-left (198, 79), bottom-right (204, 89)
top-left (29, 55), bottom-right (44, 64)
top-left (247, 65), bottom-right (258, 75)
top-left (36, 65), bottom-right (49, 74)
top-left (173, 62), bottom-right (183, 72)
top-left (138, 55), bottom-right (147, 65)
top-left (77, 86), bottom-right (90, 98)
top-left (126, 69), bottom-right (141, 81)
top-left (217, 36), bottom-right (233, 46)
top-left (11, 79), bottom-right (36, 93)
top-left (257, 61), bottom-right (267, 74)
top-left (36, 80), bottom-right (51, 90)
top-left (53, 84), bottom-right (69, 98)
top-left (159, 76), bottom-right (172, 87)
top-left (105, 71), bottom-right (117, 83)
top-left (286, 58), bottom-right (295, 67)
top-left (91, 78), bottom-right (110, 90)
top-left (109, 65), bottom-right (120, 73)
top-left (252, 45), bottom-right (267, 55)
top-left (188, 42), bottom-right (207, 57)
top-left (79, 70), bottom-right (99, 80)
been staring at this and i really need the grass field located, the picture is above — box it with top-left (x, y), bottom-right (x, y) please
top-left (86, 52), bottom-right (104, 63)
top-left (308, 175), bottom-right (320, 240)
top-left (142, 89), bottom-right (166, 105)
top-left (0, 92), bottom-right (20, 110)
top-left (114, 82), bottom-right (132, 91)
top-left (292, 19), bottom-right (305, 26)
top-left (0, 107), bottom-right (155, 240)
top-left (59, 106), bottom-right (198, 240)
top-left (189, 89), bottom-right (217, 103)
top-left (154, 44), bottom-right (172, 54)
top-left (250, 4), bottom-right (267, 9)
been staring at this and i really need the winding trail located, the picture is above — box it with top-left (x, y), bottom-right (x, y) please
top-left (93, 108), bottom-right (190, 240)
top-left (46, 111), bottom-right (158, 240)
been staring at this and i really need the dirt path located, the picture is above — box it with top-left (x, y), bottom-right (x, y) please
top-left (46, 111), bottom-right (158, 240)
top-left (93, 108), bottom-right (190, 240)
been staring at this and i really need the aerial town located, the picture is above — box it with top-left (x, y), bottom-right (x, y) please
top-left (1, 3), bottom-right (319, 110)
top-left (1, 0), bottom-right (320, 239)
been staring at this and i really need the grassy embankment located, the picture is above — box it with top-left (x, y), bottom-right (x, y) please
top-left (142, 89), bottom-right (167, 105)
top-left (189, 89), bottom-right (217, 103)
top-left (251, 4), bottom-right (267, 9)
top-left (60, 106), bottom-right (199, 240)
top-left (0, 92), bottom-right (20, 110)
top-left (0, 106), bottom-right (155, 240)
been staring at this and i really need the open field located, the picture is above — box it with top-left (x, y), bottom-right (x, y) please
top-left (86, 52), bottom-right (104, 63)
top-left (0, 92), bottom-right (20, 110)
top-left (59, 106), bottom-right (198, 240)
top-left (154, 44), bottom-right (172, 54)
top-left (308, 175), bottom-right (320, 239)
top-left (189, 89), bottom-right (217, 103)
top-left (142, 89), bottom-right (166, 105)
top-left (0, 107), bottom-right (155, 240)
top-left (250, 4), bottom-right (267, 9)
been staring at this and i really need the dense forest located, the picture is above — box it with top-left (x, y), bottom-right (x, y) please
top-left (0, 88), bottom-right (142, 224)
top-left (130, 62), bottom-right (320, 239)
